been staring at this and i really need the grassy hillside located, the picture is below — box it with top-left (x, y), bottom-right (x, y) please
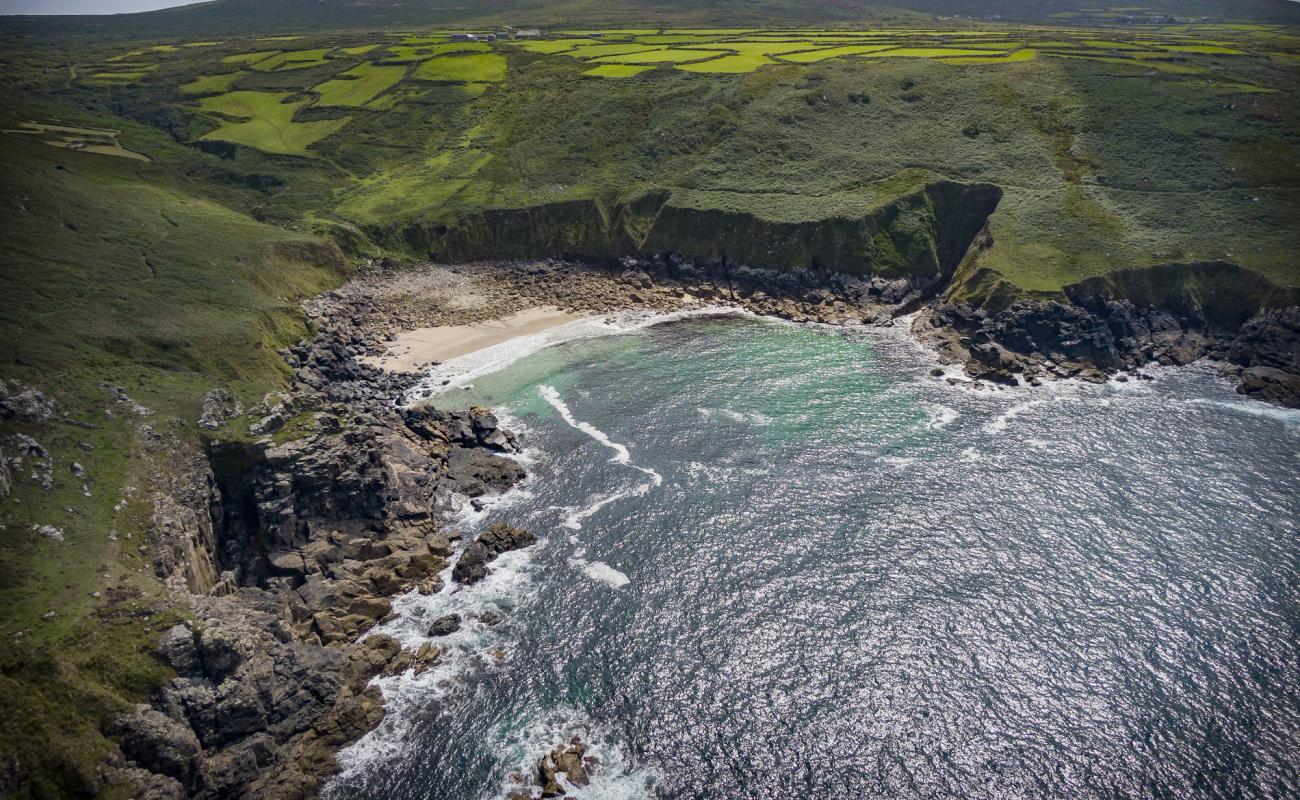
top-left (0, 109), bottom-right (347, 796)
top-left (16, 21), bottom-right (1290, 294)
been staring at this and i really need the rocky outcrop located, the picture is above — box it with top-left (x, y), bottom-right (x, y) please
top-left (0, 379), bottom-right (54, 421)
top-left (507, 736), bottom-right (596, 800)
top-left (451, 522), bottom-right (537, 585)
top-left (922, 262), bottom-right (1300, 404)
top-left (0, 445), bottom-right (10, 502)
top-left (198, 389), bottom-right (243, 431)
top-left (112, 281), bottom-right (529, 799)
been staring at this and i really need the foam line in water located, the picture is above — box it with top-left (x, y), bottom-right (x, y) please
top-left (1185, 397), bottom-right (1300, 427)
top-left (569, 557), bottom-right (631, 588)
top-left (408, 305), bottom-right (749, 400)
top-left (541, 384), bottom-right (664, 530)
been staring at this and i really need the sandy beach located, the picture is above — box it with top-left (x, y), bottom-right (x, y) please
top-left (361, 305), bottom-right (584, 372)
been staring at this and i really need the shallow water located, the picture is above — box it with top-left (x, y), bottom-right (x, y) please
top-left (329, 314), bottom-right (1300, 800)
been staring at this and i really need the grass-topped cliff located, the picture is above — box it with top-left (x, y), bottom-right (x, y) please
top-left (5, 20), bottom-right (1293, 299)
top-left (1, 6), bottom-right (1299, 797)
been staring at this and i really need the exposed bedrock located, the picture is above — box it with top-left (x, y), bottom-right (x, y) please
top-left (922, 262), bottom-right (1300, 404)
top-left (111, 288), bottom-right (528, 799)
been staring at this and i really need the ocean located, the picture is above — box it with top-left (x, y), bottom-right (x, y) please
top-left (327, 311), bottom-right (1300, 800)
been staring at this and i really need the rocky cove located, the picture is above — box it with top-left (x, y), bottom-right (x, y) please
top-left (95, 243), bottom-right (1300, 798)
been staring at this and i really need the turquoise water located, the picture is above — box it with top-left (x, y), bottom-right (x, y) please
top-left (330, 315), bottom-right (1300, 800)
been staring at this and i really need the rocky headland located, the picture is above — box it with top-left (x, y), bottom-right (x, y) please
top-left (93, 248), bottom-right (1300, 798)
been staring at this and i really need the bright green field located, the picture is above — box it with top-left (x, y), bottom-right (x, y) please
top-left (312, 62), bottom-right (406, 107)
top-left (179, 70), bottom-right (243, 95)
top-left (413, 52), bottom-right (507, 81)
top-left (248, 47), bottom-right (331, 70)
top-left (197, 90), bottom-right (351, 154)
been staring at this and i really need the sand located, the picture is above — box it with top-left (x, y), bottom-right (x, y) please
top-left (362, 305), bottom-right (583, 372)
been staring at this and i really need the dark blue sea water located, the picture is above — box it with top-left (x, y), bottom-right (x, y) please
top-left (327, 313), bottom-right (1300, 800)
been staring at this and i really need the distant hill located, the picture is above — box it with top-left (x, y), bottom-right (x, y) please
top-left (3, 0), bottom-right (1299, 40)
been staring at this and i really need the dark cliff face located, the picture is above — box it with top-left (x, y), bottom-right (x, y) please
top-left (926, 261), bottom-right (1300, 405)
top-left (395, 181), bottom-right (1003, 287)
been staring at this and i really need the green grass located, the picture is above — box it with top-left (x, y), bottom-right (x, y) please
top-left (179, 70), bottom-right (243, 95)
top-left (198, 90), bottom-right (351, 154)
top-left (222, 49), bottom-right (278, 65)
top-left (0, 125), bottom-right (347, 796)
top-left (384, 41), bottom-right (490, 62)
top-left (313, 62), bottom-right (407, 107)
top-left (591, 47), bottom-right (729, 64)
top-left (413, 52), bottom-right (507, 82)
top-left (779, 44), bottom-right (896, 62)
top-left (249, 47), bottom-right (332, 71)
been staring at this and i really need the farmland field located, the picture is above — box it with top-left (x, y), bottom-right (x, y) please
top-left (197, 90), bottom-right (350, 154)
top-left (312, 62), bottom-right (407, 106)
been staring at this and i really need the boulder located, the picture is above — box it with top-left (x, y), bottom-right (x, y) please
top-left (198, 388), bottom-right (244, 431)
top-left (537, 738), bottom-right (590, 797)
top-left (108, 705), bottom-right (202, 789)
top-left (1237, 366), bottom-right (1300, 408)
top-left (156, 625), bottom-right (201, 677)
top-left (427, 614), bottom-right (462, 637)
top-left (452, 523), bottom-right (537, 585)
top-left (0, 380), bottom-right (54, 421)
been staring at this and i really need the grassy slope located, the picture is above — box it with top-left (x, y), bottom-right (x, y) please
top-left (0, 102), bottom-right (347, 795)
top-left (312, 45), bottom-right (1297, 291)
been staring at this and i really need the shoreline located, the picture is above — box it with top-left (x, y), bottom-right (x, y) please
top-left (360, 305), bottom-right (585, 372)
top-left (106, 256), bottom-right (1300, 799)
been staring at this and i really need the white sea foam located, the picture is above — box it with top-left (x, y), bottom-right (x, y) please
top-left (700, 407), bottom-right (773, 425)
top-left (876, 455), bottom-right (917, 469)
top-left (408, 306), bottom-right (750, 399)
top-left (921, 401), bottom-right (959, 430)
top-left (1185, 397), bottom-right (1300, 427)
top-left (541, 384), bottom-right (664, 529)
top-left (333, 541), bottom-right (544, 785)
top-left (569, 558), bottom-right (631, 588)
top-left (985, 400), bottom-right (1043, 434)
top-left (484, 706), bottom-right (657, 800)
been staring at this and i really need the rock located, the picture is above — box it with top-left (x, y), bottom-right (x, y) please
top-left (197, 625), bottom-right (245, 682)
top-left (0, 446), bottom-right (9, 502)
top-left (450, 524), bottom-right (535, 585)
top-left (0, 380), bottom-right (54, 421)
top-left (1237, 366), bottom-right (1300, 408)
top-left (268, 551), bottom-right (307, 576)
top-left (156, 624), bottom-right (201, 677)
top-left (198, 388), bottom-right (244, 430)
top-left (538, 739), bottom-right (590, 796)
top-left (478, 610), bottom-right (503, 626)
top-left (427, 614), bottom-right (462, 637)
top-left (108, 705), bottom-right (202, 789)
top-left (13, 433), bottom-right (48, 459)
